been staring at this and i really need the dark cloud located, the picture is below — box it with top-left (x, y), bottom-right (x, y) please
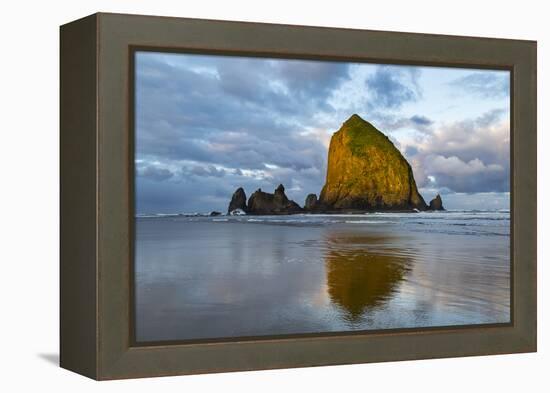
top-left (405, 145), bottom-right (419, 157)
top-left (366, 113), bottom-right (435, 138)
top-left (424, 155), bottom-right (508, 193)
top-left (138, 165), bottom-right (174, 182)
top-left (187, 165), bottom-right (227, 178)
top-left (136, 165), bottom-right (324, 214)
top-left (405, 109), bottom-right (509, 193)
top-left (135, 52), bottom-right (342, 212)
top-left (135, 53), bottom-right (344, 175)
top-left (275, 60), bottom-right (350, 102)
top-left (449, 72), bottom-right (510, 99)
top-left (410, 115), bottom-right (433, 127)
top-left (366, 66), bottom-right (421, 109)
top-left (476, 108), bottom-right (507, 127)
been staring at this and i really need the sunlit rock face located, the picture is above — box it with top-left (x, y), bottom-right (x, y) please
top-left (319, 114), bottom-right (427, 211)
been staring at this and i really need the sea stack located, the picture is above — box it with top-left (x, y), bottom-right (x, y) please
top-left (428, 194), bottom-right (445, 211)
top-left (247, 184), bottom-right (303, 215)
top-left (227, 187), bottom-right (247, 214)
top-left (304, 193), bottom-right (319, 210)
top-left (318, 114), bottom-right (427, 211)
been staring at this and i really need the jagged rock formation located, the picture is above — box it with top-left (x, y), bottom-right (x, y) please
top-left (428, 194), bottom-right (445, 211)
top-left (304, 194), bottom-right (318, 210)
top-left (227, 187), bottom-right (247, 214)
top-left (319, 114), bottom-right (427, 211)
top-left (247, 184), bottom-right (303, 215)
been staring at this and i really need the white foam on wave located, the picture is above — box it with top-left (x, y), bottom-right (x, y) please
top-left (345, 220), bottom-right (393, 224)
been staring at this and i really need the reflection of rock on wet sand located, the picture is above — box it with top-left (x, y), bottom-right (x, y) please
top-left (324, 234), bottom-right (412, 322)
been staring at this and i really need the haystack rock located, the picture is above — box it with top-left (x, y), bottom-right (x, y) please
top-left (319, 114), bottom-right (427, 211)
top-left (227, 187), bottom-right (247, 214)
top-left (304, 193), bottom-right (318, 210)
top-left (247, 184), bottom-right (303, 215)
top-left (428, 194), bottom-right (445, 211)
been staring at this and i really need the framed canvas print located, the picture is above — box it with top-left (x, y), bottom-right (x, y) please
top-left (60, 12), bottom-right (537, 380)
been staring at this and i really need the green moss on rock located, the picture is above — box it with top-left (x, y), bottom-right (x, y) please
top-left (319, 114), bottom-right (427, 211)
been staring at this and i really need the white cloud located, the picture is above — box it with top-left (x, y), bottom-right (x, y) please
top-left (429, 155), bottom-right (504, 177)
top-left (402, 109), bottom-right (509, 193)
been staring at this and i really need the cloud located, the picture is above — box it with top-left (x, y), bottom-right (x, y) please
top-left (423, 155), bottom-right (508, 193)
top-left (186, 164), bottom-right (227, 178)
top-left (134, 52), bottom-right (352, 213)
top-left (449, 71), bottom-right (510, 99)
top-left (136, 161), bottom-right (324, 213)
top-left (405, 145), bottom-right (419, 157)
top-left (370, 113), bottom-right (435, 136)
top-left (410, 115), bottom-right (433, 127)
top-left (429, 155), bottom-right (503, 176)
top-left (137, 165), bottom-right (174, 182)
top-left (365, 66), bottom-right (422, 109)
top-left (275, 60), bottom-right (350, 99)
top-left (403, 109), bottom-right (509, 193)
top-left (135, 53), bottom-right (343, 167)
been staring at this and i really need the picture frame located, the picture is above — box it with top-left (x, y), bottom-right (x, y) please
top-left (60, 12), bottom-right (537, 380)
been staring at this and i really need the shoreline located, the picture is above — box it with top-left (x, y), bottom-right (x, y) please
top-left (136, 210), bottom-right (430, 218)
top-left (135, 209), bottom-right (510, 219)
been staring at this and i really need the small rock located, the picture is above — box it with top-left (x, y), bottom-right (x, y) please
top-left (304, 194), bottom-right (318, 210)
top-left (247, 184), bottom-right (303, 215)
top-left (227, 187), bottom-right (247, 214)
top-left (428, 194), bottom-right (445, 211)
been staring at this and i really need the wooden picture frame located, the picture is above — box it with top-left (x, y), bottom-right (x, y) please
top-left (60, 12), bottom-right (537, 380)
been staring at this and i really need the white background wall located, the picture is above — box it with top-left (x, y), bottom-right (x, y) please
top-left (0, 0), bottom-right (546, 391)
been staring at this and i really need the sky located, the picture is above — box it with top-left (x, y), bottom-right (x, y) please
top-left (135, 51), bottom-right (510, 213)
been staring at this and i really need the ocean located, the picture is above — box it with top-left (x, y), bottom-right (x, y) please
top-left (134, 210), bottom-right (510, 342)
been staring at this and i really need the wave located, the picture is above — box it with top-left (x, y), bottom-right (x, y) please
top-left (136, 213), bottom-right (182, 218)
top-left (136, 213), bottom-right (510, 238)
top-left (137, 209), bottom-right (510, 218)
top-left (344, 220), bottom-right (393, 224)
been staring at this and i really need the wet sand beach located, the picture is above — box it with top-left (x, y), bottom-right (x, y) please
top-left (135, 211), bottom-right (510, 342)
